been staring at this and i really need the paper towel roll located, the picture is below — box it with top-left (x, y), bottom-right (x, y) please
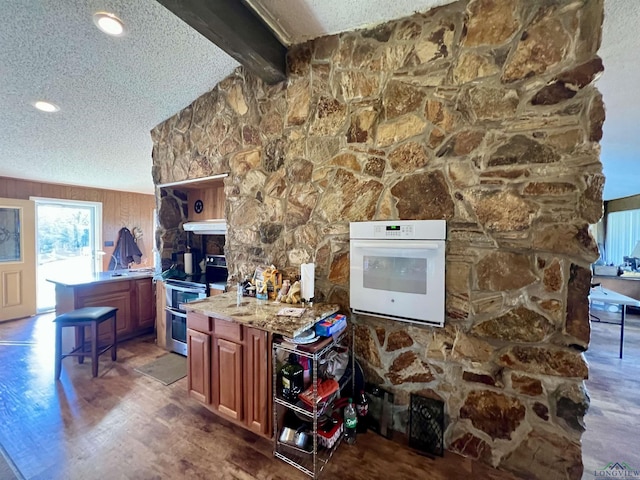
top-left (301, 263), bottom-right (315, 301)
top-left (184, 252), bottom-right (193, 275)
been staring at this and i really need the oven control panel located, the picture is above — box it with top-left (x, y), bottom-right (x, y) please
top-left (350, 220), bottom-right (446, 240)
top-left (206, 255), bottom-right (227, 267)
top-left (374, 224), bottom-right (414, 238)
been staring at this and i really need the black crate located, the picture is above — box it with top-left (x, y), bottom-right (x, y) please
top-left (408, 394), bottom-right (444, 457)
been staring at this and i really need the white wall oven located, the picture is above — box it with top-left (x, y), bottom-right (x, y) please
top-left (350, 220), bottom-right (446, 327)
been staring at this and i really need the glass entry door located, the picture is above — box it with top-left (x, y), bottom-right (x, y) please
top-left (33, 198), bottom-right (102, 312)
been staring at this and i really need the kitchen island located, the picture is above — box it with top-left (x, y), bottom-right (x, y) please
top-left (182, 293), bottom-right (339, 438)
top-left (47, 269), bottom-right (157, 349)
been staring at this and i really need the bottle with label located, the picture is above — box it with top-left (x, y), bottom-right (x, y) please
top-left (355, 390), bottom-right (369, 433)
top-left (343, 398), bottom-right (357, 444)
top-left (281, 353), bottom-right (304, 402)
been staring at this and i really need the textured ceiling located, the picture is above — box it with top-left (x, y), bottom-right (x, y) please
top-left (0, 0), bottom-right (636, 200)
top-left (0, 0), bottom-right (239, 195)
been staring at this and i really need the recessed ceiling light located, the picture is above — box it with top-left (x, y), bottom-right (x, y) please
top-left (93, 12), bottom-right (125, 36)
top-left (33, 101), bottom-right (59, 113)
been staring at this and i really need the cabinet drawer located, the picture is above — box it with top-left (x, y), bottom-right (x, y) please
top-left (187, 312), bottom-right (213, 333)
top-left (214, 318), bottom-right (242, 342)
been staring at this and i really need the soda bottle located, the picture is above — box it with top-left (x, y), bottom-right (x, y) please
top-left (344, 398), bottom-right (357, 444)
top-left (356, 390), bottom-right (369, 433)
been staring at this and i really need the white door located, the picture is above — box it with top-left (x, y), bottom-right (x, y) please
top-left (0, 198), bottom-right (36, 322)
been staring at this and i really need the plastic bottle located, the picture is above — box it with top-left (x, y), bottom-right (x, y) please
top-left (344, 398), bottom-right (357, 444)
top-left (356, 390), bottom-right (369, 433)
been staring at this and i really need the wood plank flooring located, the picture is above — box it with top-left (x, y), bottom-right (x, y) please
top-left (0, 311), bottom-right (638, 480)
top-left (0, 313), bottom-right (517, 480)
top-left (582, 309), bottom-right (640, 478)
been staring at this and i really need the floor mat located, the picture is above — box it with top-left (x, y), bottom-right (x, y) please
top-left (134, 353), bottom-right (187, 385)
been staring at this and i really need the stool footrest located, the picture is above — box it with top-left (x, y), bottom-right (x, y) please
top-left (61, 343), bottom-right (115, 361)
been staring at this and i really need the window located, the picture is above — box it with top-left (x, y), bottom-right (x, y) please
top-left (604, 209), bottom-right (640, 266)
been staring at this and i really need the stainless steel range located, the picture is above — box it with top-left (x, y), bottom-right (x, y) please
top-left (165, 255), bottom-right (228, 355)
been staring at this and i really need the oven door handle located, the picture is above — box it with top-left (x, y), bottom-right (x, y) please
top-left (165, 307), bottom-right (187, 318)
top-left (166, 284), bottom-right (207, 294)
top-left (352, 240), bottom-right (440, 249)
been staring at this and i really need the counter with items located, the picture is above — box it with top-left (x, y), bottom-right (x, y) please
top-left (181, 293), bottom-right (343, 443)
top-left (182, 293), bottom-right (340, 338)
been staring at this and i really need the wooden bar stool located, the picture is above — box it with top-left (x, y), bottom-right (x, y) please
top-left (54, 306), bottom-right (118, 379)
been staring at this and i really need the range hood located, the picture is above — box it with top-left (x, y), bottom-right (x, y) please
top-left (183, 219), bottom-right (227, 235)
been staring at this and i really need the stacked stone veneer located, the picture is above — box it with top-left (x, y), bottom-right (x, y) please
top-left (151, 1), bottom-right (604, 478)
top-left (157, 187), bottom-right (189, 270)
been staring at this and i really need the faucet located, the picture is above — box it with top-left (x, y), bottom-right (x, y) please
top-left (110, 254), bottom-right (126, 275)
top-left (111, 254), bottom-right (119, 271)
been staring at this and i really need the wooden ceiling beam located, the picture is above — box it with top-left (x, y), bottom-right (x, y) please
top-left (156, 0), bottom-right (287, 84)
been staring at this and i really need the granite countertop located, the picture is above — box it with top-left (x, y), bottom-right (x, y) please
top-left (183, 292), bottom-right (340, 338)
top-left (46, 268), bottom-right (156, 287)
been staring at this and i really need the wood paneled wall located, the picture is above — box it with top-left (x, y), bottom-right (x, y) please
top-left (0, 176), bottom-right (156, 271)
top-left (186, 183), bottom-right (225, 221)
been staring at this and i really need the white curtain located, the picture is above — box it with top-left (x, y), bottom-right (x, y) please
top-left (605, 209), bottom-right (640, 265)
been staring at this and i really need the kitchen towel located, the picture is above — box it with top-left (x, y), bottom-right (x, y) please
top-left (301, 263), bottom-right (314, 301)
top-left (184, 252), bottom-right (193, 275)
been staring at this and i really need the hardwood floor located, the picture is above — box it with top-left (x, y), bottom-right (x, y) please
top-left (582, 309), bottom-right (640, 478)
top-left (0, 313), bottom-right (517, 480)
top-left (1, 310), bottom-right (638, 480)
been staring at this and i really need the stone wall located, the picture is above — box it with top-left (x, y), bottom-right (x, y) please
top-left (151, 1), bottom-right (604, 478)
top-left (156, 187), bottom-right (189, 270)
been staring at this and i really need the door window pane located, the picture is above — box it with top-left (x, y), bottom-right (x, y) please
top-left (0, 207), bottom-right (21, 262)
top-left (363, 255), bottom-right (427, 294)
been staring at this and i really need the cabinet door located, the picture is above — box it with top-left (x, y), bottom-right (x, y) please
top-left (245, 328), bottom-right (270, 435)
top-left (135, 278), bottom-right (155, 330)
top-left (155, 281), bottom-right (167, 348)
top-left (80, 292), bottom-right (132, 342)
top-left (187, 329), bottom-right (211, 404)
top-left (213, 337), bottom-right (243, 421)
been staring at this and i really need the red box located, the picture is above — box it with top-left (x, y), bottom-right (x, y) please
top-left (317, 414), bottom-right (343, 449)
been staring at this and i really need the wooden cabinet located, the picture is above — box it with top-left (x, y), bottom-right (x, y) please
top-left (213, 337), bottom-right (243, 421)
top-left (186, 311), bottom-right (271, 438)
top-left (81, 290), bottom-right (132, 342)
top-left (245, 327), bottom-right (270, 435)
top-left (54, 276), bottom-right (156, 346)
top-left (156, 281), bottom-right (167, 348)
top-left (135, 278), bottom-right (155, 330)
top-left (187, 329), bottom-right (211, 404)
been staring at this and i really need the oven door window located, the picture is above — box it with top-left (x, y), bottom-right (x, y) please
top-left (350, 239), bottom-right (445, 325)
top-left (170, 310), bottom-right (187, 344)
top-left (172, 289), bottom-right (204, 306)
top-left (363, 255), bottom-right (427, 294)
